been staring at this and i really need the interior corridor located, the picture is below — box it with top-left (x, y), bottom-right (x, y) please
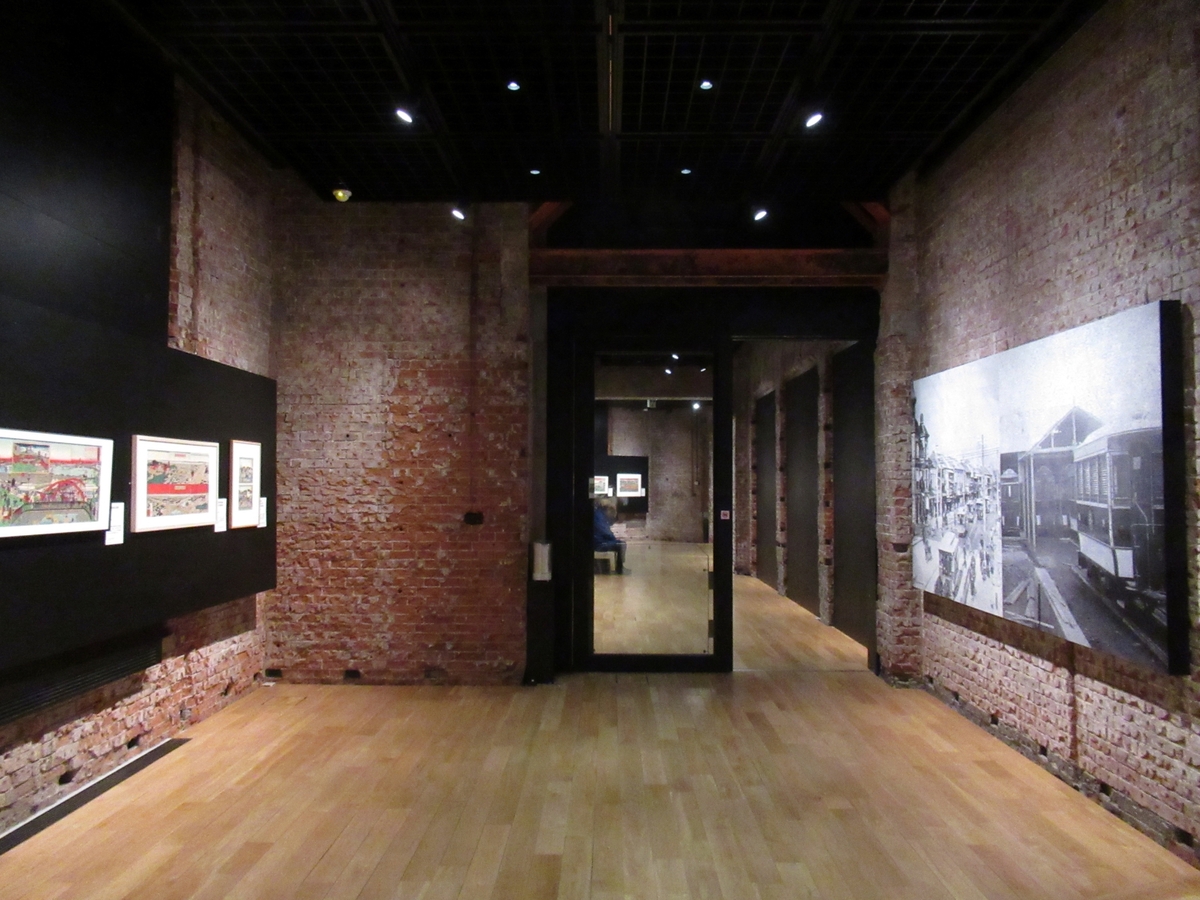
top-left (0, 583), bottom-right (1196, 900)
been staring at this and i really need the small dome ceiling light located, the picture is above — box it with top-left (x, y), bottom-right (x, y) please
top-left (507, 81), bottom-right (521, 91)
top-left (692, 402), bottom-right (701, 411)
top-left (671, 353), bottom-right (679, 360)
top-left (530, 169), bottom-right (541, 175)
top-left (395, 107), bottom-right (414, 123)
top-left (331, 181), bottom-right (352, 203)
top-left (805, 111), bottom-right (824, 128)
top-left (699, 79), bottom-right (714, 90)
top-left (680, 168), bottom-right (692, 174)
top-left (451, 207), bottom-right (466, 221)
top-left (664, 368), bottom-right (673, 375)
top-left (754, 208), bottom-right (769, 221)
top-left (700, 367), bottom-right (707, 372)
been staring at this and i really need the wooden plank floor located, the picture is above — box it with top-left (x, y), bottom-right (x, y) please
top-left (3, 583), bottom-right (1200, 899)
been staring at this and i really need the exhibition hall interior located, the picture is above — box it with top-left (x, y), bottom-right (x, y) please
top-left (0, 0), bottom-right (1197, 897)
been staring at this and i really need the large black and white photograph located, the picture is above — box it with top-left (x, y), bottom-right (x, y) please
top-left (914, 303), bottom-right (1170, 671)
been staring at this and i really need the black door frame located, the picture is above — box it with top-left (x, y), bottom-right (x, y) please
top-left (538, 287), bottom-right (879, 678)
top-left (572, 333), bottom-right (733, 673)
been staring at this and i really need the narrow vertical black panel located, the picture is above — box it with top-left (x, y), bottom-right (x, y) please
top-left (754, 393), bottom-right (778, 589)
top-left (545, 300), bottom-right (575, 673)
top-left (784, 369), bottom-right (820, 614)
top-left (593, 403), bottom-right (609, 462)
top-left (711, 338), bottom-right (734, 671)
top-left (1160, 300), bottom-right (1189, 674)
top-left (832, 340), bottom-right (877, 652)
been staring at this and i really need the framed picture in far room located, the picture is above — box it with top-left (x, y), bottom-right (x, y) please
top-left (615, 472), bottom-right (643, 498)
top-left (229, 440), bottom-right (262, 529)
top-left (0, 427), bottom-right (114, 539)
top-left (592, 475), bottom-right (610, 497)
top-left (131, 435), bottom-right (220, 532)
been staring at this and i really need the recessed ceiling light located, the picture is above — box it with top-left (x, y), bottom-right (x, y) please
top-left (451, 208), bottom-right (466, 220)
top-left (665, 368), bottom-right (673, 375)
top-left (507, 81), bottom-right (521, 91)
top-left (700, 367), bottom-right (707, 372)
top-left (395, 108), bottom-right (413, 123)
top-left (754, 209), bottom-right (768, 221)
top-left (680, 168), bottom-right (692, 174)
top-left (692, 402), bottom-right (701, 411)
top-left (699, 80), bottom-right (713, 90)
top-left (805, 111), bottom-right (824, 128)
top-left (529, 169), bottom-right (541, 175)
top-left (671, 353), bottom-right (679, 360)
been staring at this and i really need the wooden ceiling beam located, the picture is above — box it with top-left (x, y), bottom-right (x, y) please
top-left (841, 201), bottom-right (891, 247)
top-left (529, 248), bottom-right (886, 288)
top-left (529, 202), bottom-right (573, 247)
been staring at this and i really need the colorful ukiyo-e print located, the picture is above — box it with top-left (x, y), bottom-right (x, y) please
top-left (145, 452), bottom-right (211, 517)
top-left (0, 438), bottom-right (105, 530)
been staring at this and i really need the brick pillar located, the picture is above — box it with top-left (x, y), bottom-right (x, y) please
top-left (875, 172), bottom-right (923, 678)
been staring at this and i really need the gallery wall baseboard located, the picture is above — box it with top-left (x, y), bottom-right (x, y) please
top-left (0, 739), bottom-right (187, 856)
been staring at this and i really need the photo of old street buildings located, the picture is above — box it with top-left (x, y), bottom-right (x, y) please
top-left (912, 303), bottom-right (1168, 671)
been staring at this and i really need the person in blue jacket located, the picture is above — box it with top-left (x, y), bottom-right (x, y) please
top-left (593, 503), bottom-right (627, 574)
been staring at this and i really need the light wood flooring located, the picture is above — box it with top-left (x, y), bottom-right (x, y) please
top-left (2, 581), bottom-right (1200, 899)
top-left (593, 542), bottom-right (712, 656)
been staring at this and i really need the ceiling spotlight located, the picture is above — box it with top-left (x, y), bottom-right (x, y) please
top-left (664, 368), bottom-right (673, 375)
top-left (692, 402), bottom-right (701, 411)
top-left (530, 169), bottom-right (541, 175)
top-left (331, 182), bottom-right (351, 203)
top-left (754, 208), bottom-right (768, 221)
top-left (451, 208), bottom-right (466, 221)
top-left (699, 80), bottom-right (713, 90)
top-left (671, 353), bottom-right (679, 360)
top-left (507, 81), bottom-right (521, 91)
top-left (680, 168), bottom-right (692, 174)
top-left (805, 111), bottom-right (824, 128)
top-left (700, 367), bottom-right (707, 372)
top-left (395, 107), bottom-right (414, 123)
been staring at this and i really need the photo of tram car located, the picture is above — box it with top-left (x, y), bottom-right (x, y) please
top-left (1073, 425), bottom-right (1165, 624)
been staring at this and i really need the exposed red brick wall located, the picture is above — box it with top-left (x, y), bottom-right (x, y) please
top-left (876, 0), bottom-right (1200, 844)
top-left (609, 405), bottom-right (710, 542)
top-left (268, 188), bottom-right (530, 685)
top-left (0, 83), bottom-right (273, 833)
top-left (170, 83), bottom-right (274, 377)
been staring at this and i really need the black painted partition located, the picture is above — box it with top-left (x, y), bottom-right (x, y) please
top-left (784, 369), bottom-right (820, 615)
top-left (0, 297), bottom-right (277, 673)
top-left (831, 340), bottom-right (878, 654)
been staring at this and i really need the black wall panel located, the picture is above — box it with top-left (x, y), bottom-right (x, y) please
top-left (0, 3), bottom-right (275, 677)
top-left (754, 393), bottom-right (777, 588)
top-left (831, 340), bottom-right (877, 652)
top-left (784, 369), bottom-right (820, 614)
top-left (0, 299), bottom-right (276, 673)
top-left (0, 1), bottom-right (172, 340)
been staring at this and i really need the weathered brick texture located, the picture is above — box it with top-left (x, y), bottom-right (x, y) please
top-left (877, 0), bottom-right (1200, 847)
top-left (0, 83), bottom-right (271, 832)
top-left (269, 189), bottom-right (530, 685)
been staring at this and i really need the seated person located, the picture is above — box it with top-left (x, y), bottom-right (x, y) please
top-left (593, 503), bottom-right (627, 574)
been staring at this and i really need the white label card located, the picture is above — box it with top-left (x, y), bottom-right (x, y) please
top-left (105, 502), bottom-right (125, 545)
top-left (214, 498), bottom-right (228, 532)
top-left (258, 497), bottom-right (268, 528)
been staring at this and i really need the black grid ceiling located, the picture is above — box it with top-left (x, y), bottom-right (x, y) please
top-left (119, 0), bottom-right (1105, 217)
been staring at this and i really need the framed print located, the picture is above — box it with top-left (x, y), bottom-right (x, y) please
top-left (912, 301), bottom-right (1185, 673)
top-left (0, 428), bottom-right (113, 538)
top-left (615, 472), bottom-right (643, 498)
top-left (592, 475), bottom-right (610, 497)
top-left (131, 435), bottom-right (220, 532)
top-left (229, 440), bottom-right (262, 529)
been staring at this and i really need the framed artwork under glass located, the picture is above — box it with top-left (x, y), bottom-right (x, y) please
top-left (0, 427), bottom-right (113, 538)
top-left (131, 435), bottom-right (220, 532)
top-left (229, 440), bottom-right (262, 529)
